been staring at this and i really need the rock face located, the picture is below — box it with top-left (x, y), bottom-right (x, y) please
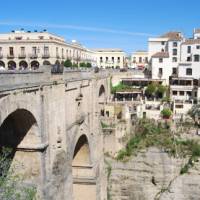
top-left (107, 147), bottom-right (200, 200)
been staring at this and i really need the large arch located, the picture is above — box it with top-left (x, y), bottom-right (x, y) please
top-left (19, 60), bottom-right (28, 69)
top-left (31, 61), bottom-right (40, 70)
top-left (0, 109), bottom-right (41, 185)
top-left (8, 61), bottom-right (16, 70)
top-left (72, 134), bottom-right (96, 200)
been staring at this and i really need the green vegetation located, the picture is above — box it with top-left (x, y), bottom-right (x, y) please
top-left (64, 59), bottom-right (72, 68)
top-left (0, 148), bottom-right (37, 200)
top-left (79, 62), bottom-right (92, 68)
top-left (116, 119), bottom-right (200, 175)
top-left (145, 83), bottom-right (167, 99)
top-left (101, 121), bottom-right (115, 129)
top-left (161, 108), bottom-right (172, 119)
top-left (72, 63), bottom-right (78, 68)
top-left (111, 82), bottom-right (132, 94)
top-left (188, 104), bottom-right (200, 125)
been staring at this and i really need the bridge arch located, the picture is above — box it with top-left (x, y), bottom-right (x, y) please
top-left (0, 108), bottom-right (41, 183)
top-left (72, 134), bottom-right (96, 200)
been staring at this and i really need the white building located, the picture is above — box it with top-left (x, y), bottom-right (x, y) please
top-left (93, 49), bottom-right (126, 68)
top-left (131, 51), bottom-right (148, 69)
top-left (0, 30), bottom-right (96, 70)
top-left (149, 32), bottom-right (183, 84)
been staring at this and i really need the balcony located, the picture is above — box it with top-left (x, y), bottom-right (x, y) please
top-left (29, 54), bottom-right (38, 59)
top-left (0, 54), bottom-right (3, 59)
top-left (42, 54), bottom-right (50, 59)
top-left (7, 54), bottom-right (15, 59)
top-left (18, 54), bottom-right (26, 59)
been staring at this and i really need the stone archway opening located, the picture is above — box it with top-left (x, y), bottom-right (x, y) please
top-left (8, 61), bottom-right (16, 70)
top-left (31, 61), bottom-right (40, 70)
top-left (99, 85), bottom-right (105, 98)
top-left (43, 60), bottom-right (51, 65)
top-left (72, 135), bottom-right (96, 200)
top-left (19, 60), bottom-right (28, 70)
top-left (0, 61), bottom-right (5, 68)
top-left (0, 109), bottom-right (41, 184)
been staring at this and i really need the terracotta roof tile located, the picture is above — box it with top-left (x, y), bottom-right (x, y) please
top-left (182, 39), bottom-right (200, 45)
top-left (160, 32), bottom-right (182, 41)
top-left (152, 52), bottom-right (169, 58)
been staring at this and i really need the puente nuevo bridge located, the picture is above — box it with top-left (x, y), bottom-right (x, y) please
top-left (0, 68), bottom-right (110, 200)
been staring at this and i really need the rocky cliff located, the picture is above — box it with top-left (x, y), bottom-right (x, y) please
top-left (107, 147), bottom-right (200, 200)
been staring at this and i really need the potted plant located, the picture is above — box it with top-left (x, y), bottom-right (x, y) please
top-left (161, 108), bottom-right (172, 119)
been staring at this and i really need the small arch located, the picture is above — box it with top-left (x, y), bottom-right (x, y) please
top-left (31, 61), bottom-right (40, 70)
top-left (43, 60), bottom-right (51, 65)
top-left (19, 60), bottom-right (28, 69)
top-left (99, 85), bottom-right (106, 97)
top-left (55, 60), bottom-right (60, 65)
top-left (8, 61), bottom-right (16, 70)
top-left (72, 135), bottom-right (91, 166)
top-left (0, 61), bottom-right (5, 68)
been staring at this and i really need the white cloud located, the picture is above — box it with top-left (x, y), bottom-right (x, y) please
top-left (0, 21), bottom-right (155, 37)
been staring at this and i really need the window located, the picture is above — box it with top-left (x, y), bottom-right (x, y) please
top-left (173, 49), bottom-right (177, 56)
top-left (112, 57), bottom-right (114, 63)
top-left (187, 56), bottom-right (191, 62)
top-left (172, 68), bottom-right (177, 75)
top-left (159, 68), bottom-right (163, 76)
top-left (187, 46), bottom-right (191, 53)
top-left (9, 47), bottom-right (14, 56)
top-left (172, 57), bottom-right (177, 62)
top-left (44, 46), bottom-right (49, 55)
top-left (161, 48), bottom-right (164, 52)
top-left (187, 91), bottom-right (192, 96)
top-left (133, 57), bottom-right (136, 63)
top-left (100, 57), bottom-right (103, 63)
top-left (172, 91), bottom-right (177, 95)
top-left (180, 91), bottom-right (184, 96)
top-left (139, 57), bottom-right (142, 63)
top-left (56, 47), bottom-right (59, 57)
top-left (145, 57), bottom-right (148, 63)
top-left (106, 57), bottom-right (108, 62)
top-left (194, 55), bottom-right (200, 62)
top-left (186, 68), bottom-right (192, 75)
top-left (32, 47), bottom-right (37, 55)
top-left (159, 58), bottom-right (163, 63)
top-left (20, 47), bottom-right (25, 55)
top-left (176, 105), bottom-right (183, 109)
top-left (197, 45), bottom-right (200, 49)
top-left (173, 42), bottom-right (178, 47)
top-left (161, 41), bottom-right (165, 45)
top-left (118, 57), bottom-right (120, 63)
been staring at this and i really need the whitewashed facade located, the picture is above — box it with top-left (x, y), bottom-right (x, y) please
top-left (0, 30), bottom-right (96, 70)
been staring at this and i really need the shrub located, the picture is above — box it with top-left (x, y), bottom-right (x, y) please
top-left (64, 59), bottom-right (72, 68)
top-left (80, 62), bottom-right (87, 68)
top-left (86, 62), bottom-right (92, 68)
top-left (145, 83), bottom-right (157, 97)
top-left (161, 108), bottom-right (172, 118)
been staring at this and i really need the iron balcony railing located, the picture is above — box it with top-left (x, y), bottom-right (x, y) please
top-left (7, 54), bottom-right (15, 59)
top-left (29, 54), bottom-right (38, 59)
top-left (18, 54), bottom-right (26, 59)
top-left (42, 54), bottom-right (50, 59)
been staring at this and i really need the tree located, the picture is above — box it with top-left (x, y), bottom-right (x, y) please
top-left (72, 63), bottom-right (78, 68)
top-left (188, 104), bottom-right (200, 125)
top-left (79, 62), bottom-right (86, 68)
top-left (156, 84), bottom-right (167, 98)
top-left (0, 148), bottom-right (37, 200)
top-left (145, 83), bottom-right (157, 98)
top-left (86, 62), bottom-right (92, 68)
top-left (64, 59), bottom-right (72, 68)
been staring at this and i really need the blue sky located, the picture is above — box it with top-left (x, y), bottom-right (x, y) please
top-left (1, 0), bottom-right (200, 53)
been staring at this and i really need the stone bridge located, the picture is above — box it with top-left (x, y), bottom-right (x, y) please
top-left (0, 69), bottom-right (110, 200)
